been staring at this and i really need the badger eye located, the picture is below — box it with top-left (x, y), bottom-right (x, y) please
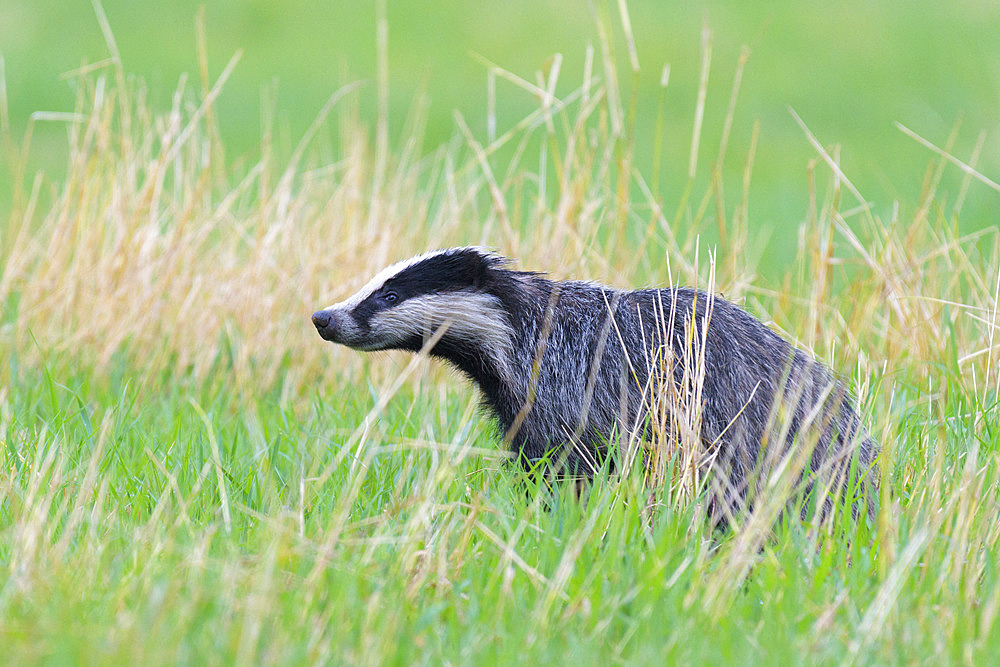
top-left (383, 291), bottom-right (398, 304)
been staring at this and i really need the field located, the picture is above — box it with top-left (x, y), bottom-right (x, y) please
top-left (2, 1), bottom-right (1000, 663)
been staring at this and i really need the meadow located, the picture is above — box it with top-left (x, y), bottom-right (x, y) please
top-left (2, 1), bottom-right (1000, 663)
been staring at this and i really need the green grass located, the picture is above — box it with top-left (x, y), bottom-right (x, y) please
top-left (2, 2), bottom-right (1000, 663)
top-left (1, 324), bottom-right (996, 662)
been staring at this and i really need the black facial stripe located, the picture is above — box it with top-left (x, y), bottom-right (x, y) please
top-left (350, 298), bottom-right (376, 331)
top-left (348, 249), bottom-right (502, 326)
top-left (380, 249), bottom-right (495, 304)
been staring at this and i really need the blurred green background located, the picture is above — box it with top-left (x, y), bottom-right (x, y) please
top-left (3, 0), bottom-right (999, 242)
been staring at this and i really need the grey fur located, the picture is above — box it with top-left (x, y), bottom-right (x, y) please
top-left (312, 247), bottom-right (879, 522)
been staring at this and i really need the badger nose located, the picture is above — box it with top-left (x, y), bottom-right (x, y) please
top-left (312, 310), bottom-right (332, 329)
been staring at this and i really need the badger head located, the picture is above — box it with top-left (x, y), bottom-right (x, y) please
top-left (311, 247), bottom-right (514, 357)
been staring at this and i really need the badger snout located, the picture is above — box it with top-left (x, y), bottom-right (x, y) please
top-left (312, 310), bottom-right (331, 329)
top-left (312, 309), bottom-right (342, 342)
top-left (312, 308), bottom-right (374, 348)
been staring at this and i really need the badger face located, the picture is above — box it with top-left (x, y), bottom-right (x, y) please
top-left (311, 247), bottom-right (514, 358)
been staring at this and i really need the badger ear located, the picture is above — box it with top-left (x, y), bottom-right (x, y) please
top-left (465, 248), bottom-right (505, 289)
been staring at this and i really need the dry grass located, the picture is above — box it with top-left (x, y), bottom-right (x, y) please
top-left (1, 21), bottom-right (994, 402)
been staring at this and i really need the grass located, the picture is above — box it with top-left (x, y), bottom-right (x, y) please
top-left (2, 4), bottom-right (1000, 663)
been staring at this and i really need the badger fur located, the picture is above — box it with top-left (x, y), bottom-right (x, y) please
top-left (312, 247), bottom-right (879, 522)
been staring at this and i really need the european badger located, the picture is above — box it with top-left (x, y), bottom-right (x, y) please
top-left (312, 247), bottom-right (878, 521)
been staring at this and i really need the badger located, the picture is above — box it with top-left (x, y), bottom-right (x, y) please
top-left (311, 247), bottom-right (879, 522)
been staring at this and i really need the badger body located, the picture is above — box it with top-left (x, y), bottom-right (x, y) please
top-left (312, 247), bottom-right (878, 520)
